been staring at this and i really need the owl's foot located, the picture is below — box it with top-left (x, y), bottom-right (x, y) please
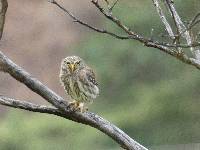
top-left (67, 100), bottom-right (79, 111)
top-left (67, 101), bottom-right (88, 113)
top-left (77, 102), bottom-right (88, 113)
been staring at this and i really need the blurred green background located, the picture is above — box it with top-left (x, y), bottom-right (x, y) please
top-left (0, 0), bottom-right (200, 149)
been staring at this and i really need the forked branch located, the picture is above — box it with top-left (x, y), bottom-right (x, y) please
top-left (50, 0), bottom-right (200, 70)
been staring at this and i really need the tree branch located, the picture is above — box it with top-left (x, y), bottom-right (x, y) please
top-left (165, 0), bottom-right (200, 59)
top-left (48, 0), bottom-right (129, 40)
top-left (50, 0), bottom-right (200, 70)
top-left (152, 0), bottom-right (175, 39)
top-left (0, 0), bottom-right (7, 39)
top-left (0, 51), bottom-right (148, 150)
top-left (0, 95), bottom-right (62, 115)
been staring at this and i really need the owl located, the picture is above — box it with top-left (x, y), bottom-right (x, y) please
top-left (59, 56), bottom-right (99, 112)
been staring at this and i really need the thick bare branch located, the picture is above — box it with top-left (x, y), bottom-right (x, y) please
top-left (152, 0), bottom-right (175, 39)
top-left (0, 51), bottom-right (148, 150)
top-left (0, 0), bottom-right (7, 40)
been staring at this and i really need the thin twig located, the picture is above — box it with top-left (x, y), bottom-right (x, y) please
top-left (188, 20), bottom-right (200, 31)
top-left (49, 0), bottom-right (129, 40)
top-left (91, 0), bottom-right (135, 35)
top-left (109, 0), bottom-right (120, 12)
top-left (188, 12), bottom-right (200, 28)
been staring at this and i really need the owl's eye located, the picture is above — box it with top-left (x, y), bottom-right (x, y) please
top-left (76, 61), bottom-right (81, 65)
top-left (66, 62), bottom-right (70, 65)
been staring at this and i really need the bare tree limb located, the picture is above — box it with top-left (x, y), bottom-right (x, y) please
top-left (109, 0), bottom-right (120, 12)
top-left (0, 51), bottom-right (148, 150)
top-left (152, 0), bottom-right (175, 39)
top-left (0, 95), bottom-right (62, 115)
top-left (91, 0), bottom-right (136, 35)
top-left (0, 0), bottom-right (7, 39)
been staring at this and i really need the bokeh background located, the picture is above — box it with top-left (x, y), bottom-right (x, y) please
top-left (0, 0), bottom-right (200, 149)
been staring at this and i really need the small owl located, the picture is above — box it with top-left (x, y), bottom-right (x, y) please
top-left (59, 56), bottom-right (99, 112)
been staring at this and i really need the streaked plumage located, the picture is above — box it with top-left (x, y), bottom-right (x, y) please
top-left (59, 56), bottom-right (99, 112)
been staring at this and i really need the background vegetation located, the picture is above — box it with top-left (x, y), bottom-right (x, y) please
top-left (0, 0), bottom-right (200, 149)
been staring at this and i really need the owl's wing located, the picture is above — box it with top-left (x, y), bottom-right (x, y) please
top-left (78, 66), bottom-right (98, 86)
top-left (86, 67), bottom-right (98, 86)
top-left (77, 66), bottom-right (99, 99)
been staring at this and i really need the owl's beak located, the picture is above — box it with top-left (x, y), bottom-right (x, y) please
top-left (69, 64), bottom-right (75, 72)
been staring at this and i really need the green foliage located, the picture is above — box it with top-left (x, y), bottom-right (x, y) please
top-left (1, 0), bottom-right (200, 149)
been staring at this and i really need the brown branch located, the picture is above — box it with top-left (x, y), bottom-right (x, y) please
top-left (0, 51), bottom-right (148, 150)
top-left (0, 0), bottom-right (7, 40)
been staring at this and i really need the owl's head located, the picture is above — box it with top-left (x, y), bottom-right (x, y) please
top-left (61, 56), bottom-right (85, 73)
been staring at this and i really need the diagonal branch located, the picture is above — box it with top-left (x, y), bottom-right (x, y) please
top-left (91, 0), bottom-right (136, 35)
top-left (152, 0), bottom-right (175, 39)
top-left (0, 0), bottom-right (7, 39)
top-left (0, 51), bottom-right (148, 150)
top-left (109, 0), bottom-right (120, 12)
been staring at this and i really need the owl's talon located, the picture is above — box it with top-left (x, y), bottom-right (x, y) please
top-left (67, 100), bottom-right (79, 111)
top-left (67, 101), bottom-right (87, 113)
top-left (77, 102), bottom-right (85, 113)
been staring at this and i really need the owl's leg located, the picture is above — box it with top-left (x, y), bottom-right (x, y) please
top-left (67, 100), bottom-right (79, 110)
top-left (77, 102), bottom-right (89, 113)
